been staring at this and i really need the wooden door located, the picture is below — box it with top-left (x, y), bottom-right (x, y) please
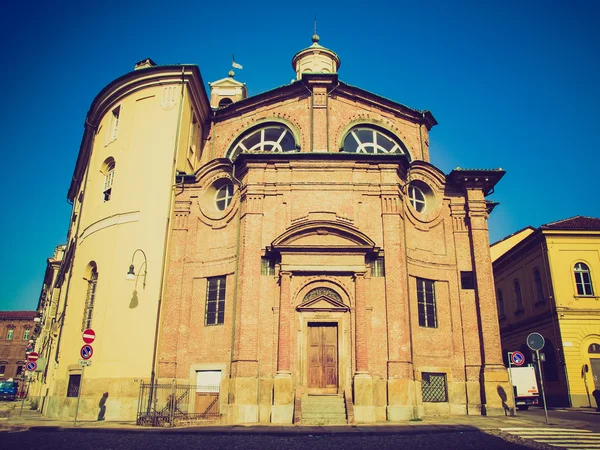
top-left (307, 323), bottom-right (338, 393)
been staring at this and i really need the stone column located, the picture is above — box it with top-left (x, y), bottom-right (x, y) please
top-left (230, 191), bottom-right (264, 423)
top-left (381, 186), bottom-right (415, 421)
top-left (272, 270), bottom-right (293, 423)
top-left (353, 272), bottom-right (375, 422)
top-left (466, 188), bottom-right (512, 415)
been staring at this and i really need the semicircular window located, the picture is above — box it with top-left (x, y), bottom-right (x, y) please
top-left (226, 124), bottom-right (297, 161)
top-left (342, 126), bottom-right (409, 158)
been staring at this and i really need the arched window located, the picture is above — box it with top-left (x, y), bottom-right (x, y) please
top-left (226, 123), bottom-right (296, 160)
top-left (497, 288), bottom-right (506, 318)
top-left (218, 98), bottom-right (233, 108)
top-left (574, 262), bottom-right (594, 296)
top-left (588, 343), bottom-right (600, 354)
top-left (303, 287), bottom-right (342, 304)
top-left (342, 126), bottom-right (410, 158)
top-left (533, 269), bottom-right (544, 303)
top-left (102, 158), bottom-right (115, 202)
top-left (514, 279), bottom-right (524, 312)
top-left (82, 264), bottom-right (98, 330)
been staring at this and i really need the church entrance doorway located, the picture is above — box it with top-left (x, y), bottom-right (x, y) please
top-left (307, 323), bottom-right (338, 394)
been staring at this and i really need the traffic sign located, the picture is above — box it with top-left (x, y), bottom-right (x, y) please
top-left (27, 351), bottom-right (39, 362)
top-left (527, 332), bottom-right (545, 351)
top-left (26, 361), bottom-right (37, 372)
top-left (80, 345), bottom-right (93, 360)
top-left (78, 360), bottom-right (92, 367)
top-left (82, 328), bottom-right (96, 344)
top-left (511, 351), bottom-right (525, 366)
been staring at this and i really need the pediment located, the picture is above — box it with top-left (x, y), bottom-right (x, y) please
top-left (209, 77), bottom-right (246, 88)
top-left (296, 295), bottom-right (349, 312)
top-left (272, 220), bottom-right (377, 251)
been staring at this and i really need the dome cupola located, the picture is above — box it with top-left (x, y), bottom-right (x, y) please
top-left (291, 34), bottom-right (341, 80)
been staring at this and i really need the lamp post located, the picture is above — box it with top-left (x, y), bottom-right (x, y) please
top-left (126, 249), bottom-right (148, 290)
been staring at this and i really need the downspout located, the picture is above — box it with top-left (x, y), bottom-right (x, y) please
top-left (149, 66), bottom-right (186, 389)
top-left (229, 161), bottom-right (243, 381)
top-left (541, 236), bottom-right (571, 406)
top-left (54, 120), bottom-right (95, 364)
top-left (419, 117), bottom-right (425, 160)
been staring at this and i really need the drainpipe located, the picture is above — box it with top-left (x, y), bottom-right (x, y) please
top-left (541, 237), bottom-right (572, 407)
top-left (149, 66), bottom-right (186, 395)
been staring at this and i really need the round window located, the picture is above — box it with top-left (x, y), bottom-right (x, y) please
top-left (408, 185), bottom-right (426, 212)
top-left (215, 183), bottom-right (234, 211)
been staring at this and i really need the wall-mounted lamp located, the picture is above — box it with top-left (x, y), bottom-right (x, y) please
top-left (33, 317), bottom-right (41, 323)
top-left (126, 249), bottom-right (148, 290)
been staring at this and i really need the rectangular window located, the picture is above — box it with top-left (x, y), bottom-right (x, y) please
top-left (417, 278), bottom-right (437, 328)
top-left (16, 366), bottom-right (23, 376)
top-left (421, 372), bottom-right (448, 402)
top-left (67, 374), bottom-right (81, 398)
top-left (0, 365), bottom-right (5, 376)
top-left (23, 329), bottom-right (30, 340)
top-left (261, 257), bottom-right (275, 276)
top-left (108, 106), bottom-right (120, 142)
top-left (371, 257), bottom-right (385, 277)
top-left (6, 329), bottom-right (13, 340)
top-left (205, 276), bottom-right (226, 326)
top-left (188, 113), bottom-right (199, 165)
top-left (460, 271), bottom-right (475, 289)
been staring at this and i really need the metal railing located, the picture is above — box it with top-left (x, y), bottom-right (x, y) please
top-left (137, 382), bottom-right (220, 427)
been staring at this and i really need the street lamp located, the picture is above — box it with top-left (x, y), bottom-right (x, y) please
top-left (126, 249), bottom-right (148, 290)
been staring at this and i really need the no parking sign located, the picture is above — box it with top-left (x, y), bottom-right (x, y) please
top-left (511, 351), bottom-right (525, 366)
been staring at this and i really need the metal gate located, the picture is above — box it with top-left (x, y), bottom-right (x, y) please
top-left (136, 381), bottom-right (220, 427)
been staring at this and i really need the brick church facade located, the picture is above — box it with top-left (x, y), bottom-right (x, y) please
top-left (156, 35), bottom-right (512, 423)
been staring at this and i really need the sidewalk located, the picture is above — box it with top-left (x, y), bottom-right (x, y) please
top-left (0, 402), bottom-right (592, 435)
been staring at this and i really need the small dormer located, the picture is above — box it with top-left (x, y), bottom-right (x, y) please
top-left (291, 34), bottom-right (341, 80)
top-left (208, 72), bottom-right (248, 109)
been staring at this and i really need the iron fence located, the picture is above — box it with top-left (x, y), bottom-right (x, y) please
top-left (137, 382), bottom-right (220, 427)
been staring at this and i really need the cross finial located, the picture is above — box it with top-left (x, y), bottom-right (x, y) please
top-left (312, 14), bottom-right (320, 43)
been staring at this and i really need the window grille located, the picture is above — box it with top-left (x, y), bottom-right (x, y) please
top-left (67, 374), bottom-right (81, 398)
top-left (205, 276), bottom-right (226, 326)
top-left (417, 278), bottom-right (437, 328)
top-left (371, 257), bottom-right (385, 277)
top-left (82, 267), bottom-right (98, 331)
top-left (421, 372), bottom-right (448, 402)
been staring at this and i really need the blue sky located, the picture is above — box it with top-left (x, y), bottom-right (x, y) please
top-left (1, 1), bottom-right (598, 311)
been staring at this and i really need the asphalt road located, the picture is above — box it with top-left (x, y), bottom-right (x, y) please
top-left (0, 429), bottom-right (540, 450)
top-left (517, 406), bottom-right (600, 432)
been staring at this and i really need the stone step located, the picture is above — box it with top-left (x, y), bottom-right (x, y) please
top-left (302, 412), bottom-right (347, 419)
top-left (302, 418), bottom-right (348, 425)
top-left (302, 396), bottom-right (344, 404)
top-left (302, 405), bottom-right (346, 414)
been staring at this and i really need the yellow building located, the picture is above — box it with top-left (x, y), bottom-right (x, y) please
top-left (491, 216), bottom-right (600, 407)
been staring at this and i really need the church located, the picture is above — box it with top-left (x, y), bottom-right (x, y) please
top-left (34, 34), bottom-right (511, 424)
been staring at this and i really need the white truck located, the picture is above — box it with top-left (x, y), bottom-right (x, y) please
top-left (508, 366), bottom-right (540, 410)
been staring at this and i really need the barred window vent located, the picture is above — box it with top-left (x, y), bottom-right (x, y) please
top-left (421, 372), bottom-right (448, 403)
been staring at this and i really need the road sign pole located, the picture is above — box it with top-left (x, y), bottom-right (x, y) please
top-left (19, 378), bottom-right (27, 416)
top-left (507, 352), bottom-right (516, 415)
top-left (536, 349), bottom-right (549, 424)
top-left (74, 365), bottom-right (85, 427)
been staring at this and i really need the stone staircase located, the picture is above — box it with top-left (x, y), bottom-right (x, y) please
top-left (300, 395), bottom-right (347, 425)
